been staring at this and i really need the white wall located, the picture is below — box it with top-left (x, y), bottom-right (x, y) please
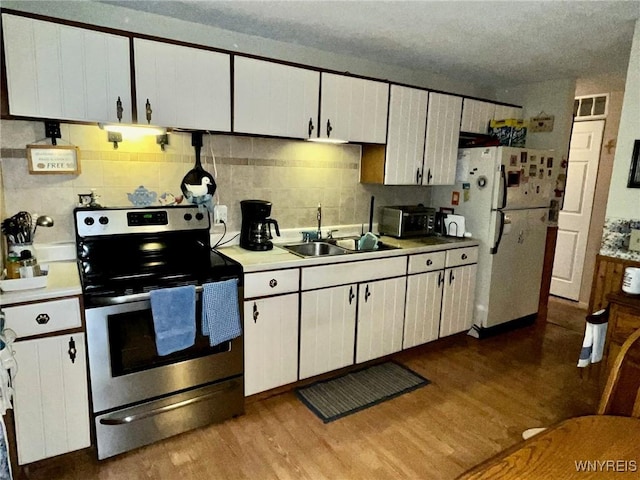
top-left (495, 78), bottom-right (576, 158)
top-left (606, 18), bottom-right (640, 219)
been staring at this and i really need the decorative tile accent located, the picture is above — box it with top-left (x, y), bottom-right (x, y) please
top-left (600, 217), bottom-right (640, 261)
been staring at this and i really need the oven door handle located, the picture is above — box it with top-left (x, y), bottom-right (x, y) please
top-left (89, 285), bottom-right (205, 306)
top-left (98, 380), bottom-right (238, 425)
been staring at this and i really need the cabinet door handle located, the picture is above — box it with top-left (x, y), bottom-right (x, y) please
top-left (438, 271), bottom-right (444, 287)
top-left (68, 337), bottom-right (77, 364)
top-left (416, 168), bottom-right (423, 184)
top-left (449, 270), bottom-right (455, 285)
top-left (269, 279), bottom-right (278, 288)
top-left (427, 168), bottom-right (433, 184)
top-left (326, 119), bottom-right (333, 138)
top-left (252, 302), bottom-right (259, 323)
top-left (116, 96), bottom-right (123, 122)
top-left (145, 98), bottom-right (152, 123)
top-left (364, 285), bottom-right (371, 302)
top-left (35, 313), bottom-right (50, 325)
top-left (426, 259), bottom-right (433, 266)
top-left (308, 117), bottom-right (315, 137)
top-left (462, 253), bottom-right (468, 260)
top-left (349, 286), bottom-right (355, 304)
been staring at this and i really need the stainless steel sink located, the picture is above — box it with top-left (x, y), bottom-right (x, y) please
top-left (333, 237), bottom-right (399, 252)
top-left (282, 237), bottom-right (400, 258)
top-left (282, 242), bottom-right (350, 257)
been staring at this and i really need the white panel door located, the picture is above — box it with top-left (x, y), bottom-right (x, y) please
top-left (423, 92), bottom-right (463, 185)
top-left (234, 57), bottom-right (320, 138)
top-left (384, 85), bottom-right (428, 185)
top-left (440, 264), bottom-right (477, 337)
top-left (460, 99), bottom-right (496, 134)
top-left (2, 14), bottom-right (131, 123)
top-left (300, 285), bottom-right (357, 379)
top-left (243, 294), bottom-right (299, 396)
top-left (404, 271), bottom-right (444, 348)
top-left (13, 334), bottom-right (90, 465)
top-left (320, 73), bottom-right (389, 143)
top-left (134, 38), bottom-right (231, 130)
top-left (550, 120), bottom-right (605, 300)
top-left (355, 277), bottom-right (407, 363)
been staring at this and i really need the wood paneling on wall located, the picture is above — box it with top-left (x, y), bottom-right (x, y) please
top-left (589, 254), bottom-right (640, 314)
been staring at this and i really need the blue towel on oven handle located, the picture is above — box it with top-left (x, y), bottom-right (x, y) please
top-left (149, 285), bottom-right (196, 356)
top-left (202, 279), bottom-right (242, 346)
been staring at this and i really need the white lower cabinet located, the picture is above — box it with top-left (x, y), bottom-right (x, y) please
top-left (440, 263), bottom-right (477, 337)
top-left (440, 247), bottom-right (478, 338)
top-left (356, 277), bottom-right (406, 363)
top-left (243, 269), bottom-right (300, 396)
top-left (404, 248), bottom-right (478, 345)
top-left (299, 284), bottom-right (357, 379)
top-left (12, 333), bottom-right (90, 465)
top-left (404, 270), bottom-right (444, 348)
top-left (299, 257), bottom-right (407, 378)
top-left (243, 294), bottom-right (299, 396)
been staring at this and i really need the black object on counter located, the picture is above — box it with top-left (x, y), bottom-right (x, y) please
top-left (180, 131), bottom-right (216, 200)
top-left (239, 200), bottom-right (280, 251)
top-left (369, 196), bottom-right (375, 233)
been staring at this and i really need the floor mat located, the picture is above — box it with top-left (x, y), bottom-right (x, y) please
top-left (295, 361), bottom-right (430, 423)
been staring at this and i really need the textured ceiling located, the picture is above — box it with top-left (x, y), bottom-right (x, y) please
top-left (101, 0), bottom-right (640, 88)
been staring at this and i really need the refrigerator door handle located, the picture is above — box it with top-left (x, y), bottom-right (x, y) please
top-left (491, 210), bottom-right (506, 255)
top-left (499, 165), bottom-right (508, 209)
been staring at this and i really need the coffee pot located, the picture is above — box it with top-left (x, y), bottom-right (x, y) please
top-left (240, 200), bottom-right (280, 251)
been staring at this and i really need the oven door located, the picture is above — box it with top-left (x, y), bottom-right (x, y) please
top-left (85, 293), bottom-right (243, 414)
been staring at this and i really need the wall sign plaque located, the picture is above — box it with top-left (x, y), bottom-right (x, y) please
top-left (27, 145), bottom-right (81, 174)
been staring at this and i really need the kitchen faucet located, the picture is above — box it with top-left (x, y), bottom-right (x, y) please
top-left (317, 202), bottom-right (322, 240)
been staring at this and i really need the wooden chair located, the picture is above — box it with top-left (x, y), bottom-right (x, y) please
top-left (597, 326), bottom-right (640, 417)
top-left (523, 325), bottom-right (640, 439)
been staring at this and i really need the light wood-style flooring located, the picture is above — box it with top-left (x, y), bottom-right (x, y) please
top-left (546, 295), bottom-right (588, 333)
top-left (22, 304), bottom-right (600, 480)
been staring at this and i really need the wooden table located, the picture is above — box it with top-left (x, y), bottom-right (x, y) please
top-left (457, 416), bottom-right (640, 479)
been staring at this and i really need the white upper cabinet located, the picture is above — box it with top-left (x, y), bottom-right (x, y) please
top-left (234, 57), bottom-right (320, 139)
top-left (460, 98), bottom-right (496, 134)
top-left (319, 73), bottom-right (389, 143)
top-left (384, 85), bottom-right (428, 185)
top-left (134, 38), bottom-right (231, 131)
top-left (2, 13), bottom-right (131, 123)
top-left (494, 104), bottom-right (523, 120)
top-left (423, 92), bottom-right (463, 185)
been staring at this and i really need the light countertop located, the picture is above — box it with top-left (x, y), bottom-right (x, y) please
top-left (1, 261), bottom-right (81, 306)
top-left (218, 236), bottom-right (479, 273)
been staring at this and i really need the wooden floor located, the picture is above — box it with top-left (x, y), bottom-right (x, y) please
top-left (22, 311), bottom-right (600, 480)
top-left (546, 295), bottom-right (588, 333)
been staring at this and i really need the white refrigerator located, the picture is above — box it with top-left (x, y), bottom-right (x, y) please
top-left (431, 146), bottom-right (557, 335)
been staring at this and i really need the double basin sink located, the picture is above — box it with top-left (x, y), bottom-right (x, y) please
top-left (281, 237), bottom-right (398, 258)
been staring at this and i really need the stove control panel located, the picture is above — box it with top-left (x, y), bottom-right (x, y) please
top-left (75, 206), bottom-right (210, 237)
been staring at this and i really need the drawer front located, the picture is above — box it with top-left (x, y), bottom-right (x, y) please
top-left (408, 251), bottom-right (446, 274)
top-left (244, 269), bottom-right (300, 298)
top-left (446, 247), bottom-right (478, 268)
top-left (4, 297), bottom-right (82, 337)
top-left (302, 257), bottom-right (406, 290)
top-left (610, 306), bottom-right (640, 346)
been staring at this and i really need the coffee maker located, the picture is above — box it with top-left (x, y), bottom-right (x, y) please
top-left (240, 200), bottom-right (280, 251)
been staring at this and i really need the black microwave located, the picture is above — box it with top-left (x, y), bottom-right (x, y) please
top-left (379, 205), bottom-right (436, 238)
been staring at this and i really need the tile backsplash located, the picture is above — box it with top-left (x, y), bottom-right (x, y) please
top-left (1, 120), bottom-right (430, 244)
